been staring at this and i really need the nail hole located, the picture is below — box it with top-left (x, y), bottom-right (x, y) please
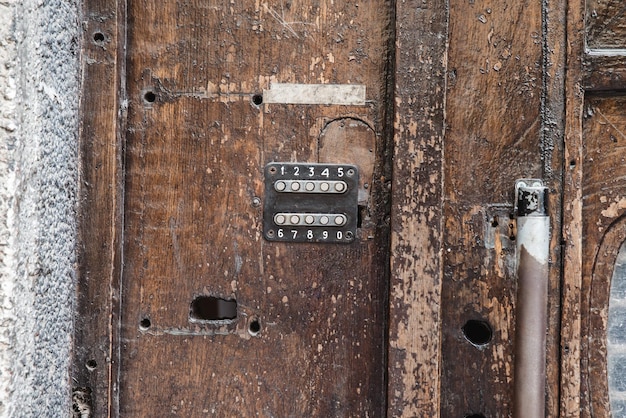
top-left (491, 215), bottom-right (499, 227)
top-left (462, 319), bottom-right (493, 346)
top-left (139, 317), bottom-right (151, 330)
top-left (569, 159), bottom-right (576, 169)
top-left (251, 93), bottom-right (263, 106)
top-left (143, 91), bottom-right (156, 103)
top-left (190, 296), bottom-right (237, 322)
top-left (93, 32), bottom-right (105, 43)
top-left (248, 317), bottom-right (261, 336)
top-left (86, 359), bottom-right (97, 371)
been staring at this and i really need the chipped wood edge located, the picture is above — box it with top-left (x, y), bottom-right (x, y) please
top-left (387, 0), bottom-right (447, 415)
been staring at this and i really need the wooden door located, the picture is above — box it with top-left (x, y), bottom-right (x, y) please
top-left (78, 1), bottom-right (393, 416)
top-left (73, 0), bottom-right (626, 416)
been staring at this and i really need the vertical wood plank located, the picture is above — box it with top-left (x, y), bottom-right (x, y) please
top-left (544, 0), bottom-right (568, 413)
top-left (440, 0), bottom-right (545, 415)
top-left (560, 0), bottom-right (586, 415)
top-left (387, 0), bottom-right (447, 416)
top-left (74, 0), bottom-right (124, 415)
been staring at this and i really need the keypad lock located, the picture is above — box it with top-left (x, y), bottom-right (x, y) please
top-left (263, 162), bottom-right (358, 243)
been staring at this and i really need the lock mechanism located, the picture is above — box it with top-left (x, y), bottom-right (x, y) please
top-left (263, 162), bottom-right (358, 243)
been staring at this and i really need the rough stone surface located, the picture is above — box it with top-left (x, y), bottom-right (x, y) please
top-left (0, 0), bottom-right (79, 416)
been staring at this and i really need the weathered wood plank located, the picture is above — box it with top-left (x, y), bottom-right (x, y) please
top-left (561, 0), bottom-right (586, 414)
top-left (440, 0), bottom-right (545, 415)
top-left (586, 0), bottom-right (626, 49)
top-left (118, 1), bottom-right (393, 416)
top-left (387, 0), bottom-right (446, 416)
top-left (544, 0), bottom-right (568, 413)
top-left (74, 0), bottom-right (124, 415)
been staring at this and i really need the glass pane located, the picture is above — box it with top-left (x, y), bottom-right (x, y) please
top-left (608, 243), bottom-right (626, 416)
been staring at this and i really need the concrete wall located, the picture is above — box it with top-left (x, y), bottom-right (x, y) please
top-left (0, 0), bottom-right (79, 416)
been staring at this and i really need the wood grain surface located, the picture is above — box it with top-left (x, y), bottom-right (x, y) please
top-left (118, 1), bottom-right (393, 416)
top-left (386, 0), bottom-right (446, 415)
top-left (440, 0), bottom-right (550, 415)
top-left (74, 0), bottom-right (125, 415)
top-left (587, 0), bottom-right (626, 49)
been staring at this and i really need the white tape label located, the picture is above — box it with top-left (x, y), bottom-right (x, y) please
top-left (263, 83), bottom-right (366, 105)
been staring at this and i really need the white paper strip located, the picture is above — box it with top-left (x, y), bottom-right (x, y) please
top-left (263, 83), bottom-right (366, 105)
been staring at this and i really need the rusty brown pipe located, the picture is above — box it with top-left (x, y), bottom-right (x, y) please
top-left (513, 180), bottom-right (550, 418)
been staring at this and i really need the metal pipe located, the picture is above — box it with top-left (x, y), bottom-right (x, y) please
top-left (513, 180), bottom-right (550, 418)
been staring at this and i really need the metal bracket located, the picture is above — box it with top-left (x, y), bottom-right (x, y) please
top-left (515, 179), bottom-right (548, 217)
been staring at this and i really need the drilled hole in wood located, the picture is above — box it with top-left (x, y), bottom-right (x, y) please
top-left (86, 359), bottom-right (97, 371)
top-left (462, 319), bottom-right (492, 346)
top-left (251, 93), bottom-right (263, 106)
top-left (139, 317), bottom-right (151, 330)
top-left (93, 32), bottom-right (105, 43)
top-left (190, 296), bottom-right (237, 321)
top-left (143, 91), bottom-right (156, 103)
top-left (248, 317), bottom-right (261, 336)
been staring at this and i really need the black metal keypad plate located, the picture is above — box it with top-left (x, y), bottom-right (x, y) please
top-left (263, 162), bottom-right (358, 243)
